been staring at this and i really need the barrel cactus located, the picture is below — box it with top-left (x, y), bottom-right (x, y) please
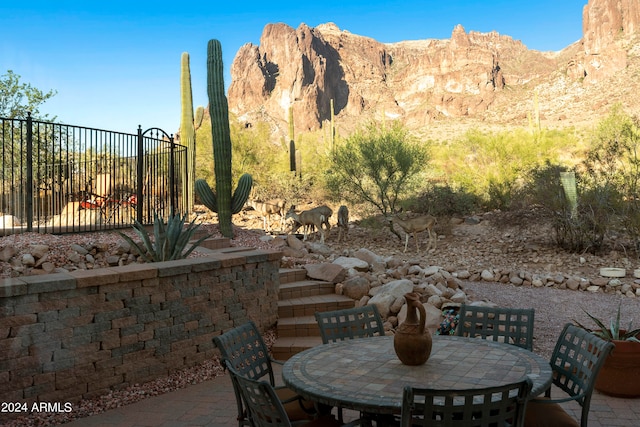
top-left (195, 39), bottom-right (252, 238)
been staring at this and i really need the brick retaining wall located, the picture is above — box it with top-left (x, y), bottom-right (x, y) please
top-left (0, 248), bottom-right (281, 407)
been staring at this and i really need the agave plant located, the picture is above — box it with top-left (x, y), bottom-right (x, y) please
top-left (118, 212), bottom-right (211, 262)
top-left (575, 303), bottom-right (640, 342)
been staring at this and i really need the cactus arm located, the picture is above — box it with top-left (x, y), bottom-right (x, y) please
top-left (194, 106), bottom-right (204, 130)
top-left (231, 173), bottom-right (253, 214)
top-left (195, 179), bottom-right (218, 213)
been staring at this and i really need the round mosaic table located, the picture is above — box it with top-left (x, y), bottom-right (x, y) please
top-left (282, 335), bottom-right (552, 415)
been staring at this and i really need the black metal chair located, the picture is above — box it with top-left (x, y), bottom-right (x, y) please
top-left (225, 360), bottom-right (359, 427)
top-left (401, 377), bottom-right (533, 427)
top-left (314, 305), bottom-right (385, 425)
top-left (524, 323), bottom-right (614, 427)
top-left (315, 305), bottom-right (385, 344)
top-left (213, 321), bottom-right (316, 427)
top-left (455, 304), bottom-right (535, 350)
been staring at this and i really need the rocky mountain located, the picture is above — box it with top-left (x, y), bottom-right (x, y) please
top-left (227, 0), bottom-right (640, 140)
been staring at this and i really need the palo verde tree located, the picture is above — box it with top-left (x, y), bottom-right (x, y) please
top-left (0, 70), bottom-right (56, 119)
top-left (327, 120), bottom-right (428, 215)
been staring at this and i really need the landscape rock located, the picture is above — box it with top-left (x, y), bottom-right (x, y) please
top-left (29, 245), bottom-right (49, 259)
top-left (0, 246), bottom-right (17, 262)
top-left (341, 276), bottom-right (370, 300)
top-left (353, 248), bottom-right (385, 265)
top-left (304, 263), bottom-right (346, 283)
top-left (333, 256), bottom-right (369, 272)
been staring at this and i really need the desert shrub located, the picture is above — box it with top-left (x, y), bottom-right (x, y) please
top-left (580, 104), bottom-right (640, 252)
top-left (524, 161), bottom-right (621, 254)
top-left (430, 128), bottom-right (580, 210)
top-left (326, 121), bottom-right (429, 215)
top-left (554, 183), bottom-right (620, 253)
top-left (408, 184), bottom-right (480, 217)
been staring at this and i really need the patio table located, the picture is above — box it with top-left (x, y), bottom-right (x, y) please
top-left (282, 335), bottom-right (552, 416)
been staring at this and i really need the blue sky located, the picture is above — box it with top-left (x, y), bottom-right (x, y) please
top-left (1, 0), bottom-right (586, 134)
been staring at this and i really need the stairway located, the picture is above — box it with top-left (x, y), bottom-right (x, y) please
top-left (272, 268), bottom-right (355, 360)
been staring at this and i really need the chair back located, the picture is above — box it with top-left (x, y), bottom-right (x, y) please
top-left (549, 323), bottom-right (614, 413)
top-left (213, 321), bottom-right (275, 426)
top-left (226, 360), bottom-right (293, 427)
top-left (401, 378), bottom-right (533, 427)
top-left (213, 320), bottom-right (276, 384)
top-left (315, 305), bottom-right (385, 344)
top-left (455, 305), bottom-right (535, 350)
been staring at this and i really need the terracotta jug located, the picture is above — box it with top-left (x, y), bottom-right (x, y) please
top-left (394, 292), bottom-right (433, 365)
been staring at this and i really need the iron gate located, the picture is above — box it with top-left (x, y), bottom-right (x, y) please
top-left (0, 113), bottom-right (188, 234)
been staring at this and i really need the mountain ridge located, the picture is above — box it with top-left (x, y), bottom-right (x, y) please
top-left (225, 0), bottom-right (640, 140)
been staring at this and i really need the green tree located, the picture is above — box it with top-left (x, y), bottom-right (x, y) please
top-left (327, 121), bottom-right (428, 215)
top-left (0, 70), bottom-right (56, 119)
top-left (580, 104), bottom-right (640, 251)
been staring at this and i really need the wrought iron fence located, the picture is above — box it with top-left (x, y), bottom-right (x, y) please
top-left (0, 113), bottom-right (188, 234)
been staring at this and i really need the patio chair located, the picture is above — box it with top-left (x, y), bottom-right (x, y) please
top-left (314, 305), bottom-right (385, 425)
top-left (455, 304), bottom-right (535, 350)
top-left (225, 360), bottom-right (361, 427)
top-left (315, 305), bottom-right (385, 344)
top-left (213, 321), bottom-right (316, 427)
top-left (401, 377), bottom-right (533, 427)
top-left (524, 323), bottom-right (614, 427)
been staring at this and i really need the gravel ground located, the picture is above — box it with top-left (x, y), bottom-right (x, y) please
top-left (460, 280), bottom-right (640, 359)
top-left (4, 209), bottom-right (640, 426)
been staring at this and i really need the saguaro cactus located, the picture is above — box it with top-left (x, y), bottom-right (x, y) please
top-left (180, 52), bottom-right (196, 211)
top-left (289, 105), bottom-right (296, 172)
top-left (195, 39), bottom-right (253, 238)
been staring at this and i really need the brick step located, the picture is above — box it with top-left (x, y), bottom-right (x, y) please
top-left (277, 315), bottom-right (321, 338)
top-left (278, 280), bottom-right (336, 300)
top-left (271, 336), bottom-right (324, 361)
top-left (278, 268), bottom-right (308, 285)
top-left (277, 294), bottom-right (354, 318)
top-left (197, 237), bottom-right (231, 250)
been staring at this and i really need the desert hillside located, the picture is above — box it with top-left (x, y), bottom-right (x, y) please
top-left (225, 0), bottom-right (640, 140)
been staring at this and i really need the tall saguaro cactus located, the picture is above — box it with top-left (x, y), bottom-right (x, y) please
top-left (195, 39), bottom-right (253, 238)
top-left (288, 105), bottom-right (296, 172)
top-left (180, 52), bottom-right (196, 211)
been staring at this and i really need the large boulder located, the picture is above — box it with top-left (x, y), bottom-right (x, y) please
top-left (333, 256), bottom-right (369, 272)
top-left (368, 279), bottom-right (414, 317)
top-left (341, 276), bottom-right (371, 300)
top-left (304, 263), bottom-right (346, 283)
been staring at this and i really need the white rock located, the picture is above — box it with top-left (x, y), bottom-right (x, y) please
top-left (481, 269), bottom-right (494, 281)
top-left (29, 245), bottom-right (49, 259)
top-left (333, 256), bottom-right (369, 271)
top-left (423, 265), bottom-right (440, 276)
top-left (22, 253), bottom-right (35, 266)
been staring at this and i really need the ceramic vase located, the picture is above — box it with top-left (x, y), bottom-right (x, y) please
top-left (394, 292), bottom-right (433, 365)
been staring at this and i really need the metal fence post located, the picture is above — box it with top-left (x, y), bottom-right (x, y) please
top-left (26, 112), bottom-right (33, 232)
top-left (136, 125), bottom-right (144, 223)
top-left (169, 135), bottom-right (176, 216)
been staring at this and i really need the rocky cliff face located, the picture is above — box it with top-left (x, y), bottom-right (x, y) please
top-left (568, 0), bottom-right (640, 83)
top-left (227, 0), bottom-right (640, 138)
